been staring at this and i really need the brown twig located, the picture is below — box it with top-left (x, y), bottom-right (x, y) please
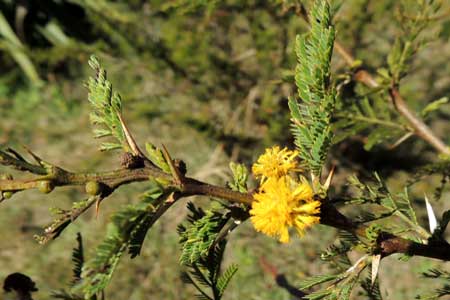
top-left (319, 203), bottom-right (450, 261)
top-left (2, 9), bottom-right (450, 260)
top-left (0, 149), bottom-right (46, 175)
top-left (377, 232), bottom-right (450, 260)
top-left (335, 42), bottom-right (450, 155)
top-left (1, 152), bottom-right (449, 260)
top-left (0, 151), bottom-right (252, 205)
top-left (388, 88), bottom-right (450, 155)
top-left (295, 5), bottom-right (450, 155)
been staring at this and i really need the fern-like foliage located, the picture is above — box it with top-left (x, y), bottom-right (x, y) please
top-left (87, 55), bottom-right (128, 152)
top-left (288, 0), bottom-right (336, 176)
top-left (35, 196), bottom-right (100, 244)
top-left (51, 234), bottom-right (98, 300)
top-left (346, 173), bottom-right (425, 238)
top-left (334, 0), bottom-right (442, 151)
top-left (227, 162), bottom-right (248, 193)
top-left (178, 202), bottom-right (237, 300)
top-left (333, 94), bottom-right (407, 150)
top-left (72, 233), bottom-right (84, 285)
top-left (407, 160), bottom-right (450, 201)
top-left (387, 0), bottom-right (441, 83)
top-left (360, 277), bottom-right (383, 300)
top-left (303, 172), bottom-right (444, 299)
top-left (416, 268), bottom-right (450, 300)
top-left (320, 233), bottom-right (356, 272)
top-left (299, 269), bottom-right (361, 300)
top-left (75, 187), bottom-right (171, 298)
top-left (181, 239), bottom-right (238, 300)
top-left (298, 274), bottom-right (340, 291)
top-left (299, 254), bottom-right (378, 300)
top-left (178, 202), bottom-right (231, 265)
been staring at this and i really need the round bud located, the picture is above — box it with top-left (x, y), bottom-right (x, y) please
top-left (2, 191), bottom-right (13, 199)
top-left (38, 180), bottom-right (54, 194)
top-left (85, 181), bottom-right (102, 196)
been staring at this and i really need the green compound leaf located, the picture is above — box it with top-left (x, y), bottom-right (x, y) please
top-left (87, 55), bottom-right (129, 153)
top-left (76, 188), bottom-right (172, 298)
top-left (289, 0), bottom-right (336, 176)
top-left (216, 264), bottom-right (238, 297)
top-left (178, 202), bottom-right (237, 300)
top-left (145, 142), bottom-right (171, 173)
top-left (178, 202), bottom-right (230, 265)
top-left (298, 274), bottom-right (339, 290)
top-left (228, 162), bottom-right (248, 193)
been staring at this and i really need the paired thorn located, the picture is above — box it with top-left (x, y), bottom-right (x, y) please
top-left (161, 144), bottom-right (184, 187)
top-left (424, 194), bottom-right (437, 234)
top-left (117, 113), bottom-right (145, 158)
top-left (95, 197), bottom-right (102, 219)
top-left (323, 165), bottom-right (335, 191)
top-left (371, 254), bottom-right (381, 287)
top-left (22, 145), bottom-right (45, 166)
top-left (6, 147), bottom-right (26, 162)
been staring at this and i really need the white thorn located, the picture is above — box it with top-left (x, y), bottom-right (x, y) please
top-left (323, 165), bottom-right (335, 190)
top-left (424, 194), bottom-right (438, 234)
top-left (371, 254), bottom-right (381, 287)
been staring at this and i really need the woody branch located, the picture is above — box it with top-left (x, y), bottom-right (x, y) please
top-left (1, 147), bottom-right (449, 261)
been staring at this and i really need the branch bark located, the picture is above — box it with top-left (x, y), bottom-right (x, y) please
top-left (0, 164), bottom-right (253, 204)
top-left (295, 5), bottom-right (449, 155)
top-left (1, 157), bottom-right (448, 261)
top-left (320, 203), bottom-right (450, 261)
top-left (336, 42), bottom-right (450, 155)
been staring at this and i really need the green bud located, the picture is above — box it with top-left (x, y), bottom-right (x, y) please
top-left (38, 180), bottom-right (54, 194)
top-left (2, 191), bottom-right (13, 199)
top-left (85, 181), bottom-right (102, 196)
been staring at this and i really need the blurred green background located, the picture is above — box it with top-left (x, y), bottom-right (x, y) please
top-left (0, 0), bottom-right (449, 299)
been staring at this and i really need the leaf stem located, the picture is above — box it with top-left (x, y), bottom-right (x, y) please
top-left (350, 115), bottom-right (406, 129)
top-left (296, 5), bottom-right (450, 155)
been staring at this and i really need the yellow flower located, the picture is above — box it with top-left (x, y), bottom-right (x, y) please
top-left (252, 146), bottom-right (299, 181)
top-left (250, 176), bottom-right (320, 243)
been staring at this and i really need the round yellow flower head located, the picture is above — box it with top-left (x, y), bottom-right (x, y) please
top-left (250, 175), bottom-right (320, 243)
top-left (252, 146), bottom-right (299, 182)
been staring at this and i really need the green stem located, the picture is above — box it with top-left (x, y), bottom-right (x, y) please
top-left (351, 115), bottom-right (407, 130)
top-left (394, 210), bottom-right (430, 240)
top-left (0, 164), bottom-right (253, 205)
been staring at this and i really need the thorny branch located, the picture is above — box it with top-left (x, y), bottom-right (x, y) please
top-left (319, 203), bottom-right (450, 261)
top-left (0, 3), bottom-right (449, 276)
top-left (0, 149), bottom-right (251, 205)
top-left (1, 146), bottom-right (449, 260)
top-left (342, 45), bottom-right (450, 156)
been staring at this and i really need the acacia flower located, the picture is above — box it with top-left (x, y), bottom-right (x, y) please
top-left (252, 146), bottom-right (299, 182)
top-left (250, 175), bottom-right (321, 243)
